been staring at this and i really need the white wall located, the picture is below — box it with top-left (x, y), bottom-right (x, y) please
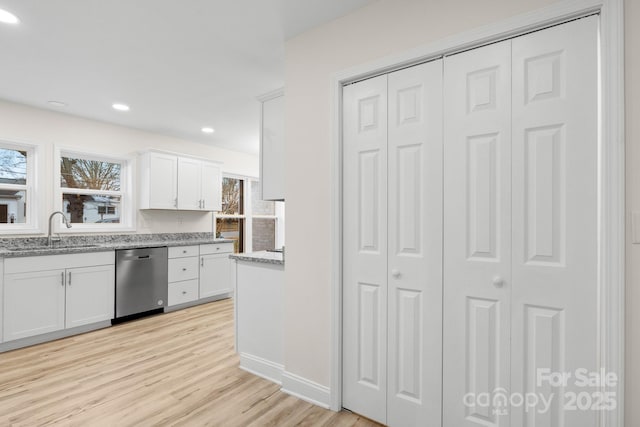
top-left (285, 0), bottom-right (638, 423)
top-left (0, 99), bottom-right (259, 235)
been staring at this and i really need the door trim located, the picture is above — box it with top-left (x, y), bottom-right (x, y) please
top-left (329, 1), bottom-right (625, 426)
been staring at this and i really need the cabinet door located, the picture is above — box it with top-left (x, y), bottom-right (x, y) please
top-left (177, 157), bottom-right (203, 210)
top-left (3, 270), bottom-right (66, 341)
top-left (199, 254), bottom-right (232, 299)
top-left (200, 161), bottom-right (221, 211)
top-left (261, 94), bottom-right (285, 200)
top-left (65, 265), bottom-right (115, 329)
top-left (148, 152), bottom-right (178, 209)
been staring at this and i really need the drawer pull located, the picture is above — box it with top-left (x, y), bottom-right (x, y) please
top-left (182, 291), bottom-right (187, 295)
top-left (182, 267), bottom-right (187, 271)
top-left (183, 250), bottom-right (187, 254)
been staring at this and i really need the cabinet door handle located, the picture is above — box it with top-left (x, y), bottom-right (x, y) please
top-left (201, 257), bottom-right (204, 267)
top-left (61, 271), bottom-right (65, 287)
top-left (68, 271), bottom-right (72, 286)
top-left (174, 198), bottom-right (178, 208)
top-left (202, 200), bottom-right (206, 209)
top-left (182, 291), bottom-right (187, 295)
top-left (182, 267), bottom-right (187, 271)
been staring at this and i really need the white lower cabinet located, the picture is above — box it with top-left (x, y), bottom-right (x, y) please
top-left (4, 269), bottom-right (66, 341)
top-left (65, 265), bottom-right (115, 329)
top-left (168, 279), bottom-right (199, 306)
top-left (199, 243), bottom-right (233, 299)
top-left (167, 243), bottom-right (233, 307)
top-left (168, 245), bottom-right (199, 307)
top-left (3, 252), bottom-right (115, 343)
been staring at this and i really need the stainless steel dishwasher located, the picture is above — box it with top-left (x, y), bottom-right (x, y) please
top-left (115, 246), bottom-right (168, 319)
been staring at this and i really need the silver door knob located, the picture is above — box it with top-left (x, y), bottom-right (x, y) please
top-left (391, 269), bottom-right (401, 278)
top-left (492, 276), bottom-right (504, 287)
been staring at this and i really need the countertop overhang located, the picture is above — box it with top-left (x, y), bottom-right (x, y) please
top-left (230, 251), bottom-right (284, 266)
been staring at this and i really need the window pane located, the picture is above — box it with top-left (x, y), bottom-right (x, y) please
top-left (0, 190), bottom-right (27, 223)
top-left (252, 218), bottom-right (276, 251)
top-left (220, 177), bottom-right (243, 215)
top-left (251, 181), bottom-right (275, 215)
top-left (60, 157), bottom-right (121, 191)
top-left (216, 218), bottom-right (244, 253)
top-left (62, 194), bottom-right (121, 223)
top-left (0, 148), bottom-right (27, 185)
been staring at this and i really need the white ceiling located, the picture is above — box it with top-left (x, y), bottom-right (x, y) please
top-left (0, 0), bottom-right (373, 154)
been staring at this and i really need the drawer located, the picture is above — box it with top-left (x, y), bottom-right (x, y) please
top-left (168, 257), bottom-right (199, 282)
top-left (168, 245), bottom-right (199, 259)
top-left (200, 243), bottom-right (234, 255)
top-left (168, 279), bottom-right (199, 306)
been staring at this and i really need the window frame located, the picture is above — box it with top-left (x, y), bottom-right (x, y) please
top-left (215, 175), bottom-right (246, 253)
top-left (214, 174), bottom-right (284, 253)
top-left (0, 139), bottom-right (38, 234)
top-left (54, 147), bottom-right (135, 233)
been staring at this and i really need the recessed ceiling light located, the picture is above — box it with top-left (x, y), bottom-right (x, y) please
top-left (0, 8), bottom-right (19, 24)
top-left (202, 127), bottom-right (215, 134)
top-left (47, 101), bottom-right (67, 108)
top-left (112, 103), bottom-right (130, 112)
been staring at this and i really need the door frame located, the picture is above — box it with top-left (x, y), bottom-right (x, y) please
top-left (329, 1), bottom-right (625, 426)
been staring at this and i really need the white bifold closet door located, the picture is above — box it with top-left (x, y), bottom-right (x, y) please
top-left (342, 60), bottom-right (443, 427)
top-left (443, 15), bottom-right (598, 427)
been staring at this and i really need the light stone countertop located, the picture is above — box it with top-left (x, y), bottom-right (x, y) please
top-left (0, 233), bottom-right (233, 258)
top-left (229, 251), bottom-right (284, 266)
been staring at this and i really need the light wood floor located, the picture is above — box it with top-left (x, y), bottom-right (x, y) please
top-left (0, 299), bottom-right (381, 427)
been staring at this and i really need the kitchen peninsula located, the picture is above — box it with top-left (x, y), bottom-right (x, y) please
top-left (230, 251), bottom-right (284, 385)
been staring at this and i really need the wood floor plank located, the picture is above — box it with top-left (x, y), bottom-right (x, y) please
top-left (0, 299), bottom-right (382, 427)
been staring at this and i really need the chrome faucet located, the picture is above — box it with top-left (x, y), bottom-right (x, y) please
top-left (48, 211), bottom-right (72, 246)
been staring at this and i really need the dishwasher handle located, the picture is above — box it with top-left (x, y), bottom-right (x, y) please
top-left (138, 255), bottom-right (150, 259)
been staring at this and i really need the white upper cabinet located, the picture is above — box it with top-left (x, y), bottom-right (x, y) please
top-left (177, 157), bottom-right (203, 210)
top-left (140, 151), bottom-right (178, 209)
top-left (139, 151), bottom-right (222, 211)
top-left (200, 161), bottom-right (222, 211)
top-left (259, 90), bottom-right (285, 201)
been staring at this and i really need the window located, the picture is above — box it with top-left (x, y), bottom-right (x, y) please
top-left (57, 150), bottom-right (133, 230)
top-left (215, 177), bottom-right (244, 253)
top-left (215, 176), bottom-right (285, 254)
top-left (251, 181), bottom-right (280, 252)
top-left (0, 141), bottom-right (36, 232)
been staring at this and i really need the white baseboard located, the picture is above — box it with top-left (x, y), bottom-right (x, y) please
top-left (239, 353), bottom-right (284, 385)
top-left (281, 371), bottom-right (331, 409)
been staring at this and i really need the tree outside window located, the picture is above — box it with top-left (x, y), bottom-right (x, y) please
top-left (60, 155), bottom-right (123, 224)
top-left (216, 177), bottom-right (244, 253)
top-left (0, 146), bottom-right (29, 224)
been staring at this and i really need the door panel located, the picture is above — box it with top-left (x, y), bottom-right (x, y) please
top-left (387, 60), bottom-right (443, 427)
top-left (510, 16), bottom-right (599, 427)
top-left (443, 40), bottom-right (512, 427)
top-left (343, 74), bottom-right (388, 424)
